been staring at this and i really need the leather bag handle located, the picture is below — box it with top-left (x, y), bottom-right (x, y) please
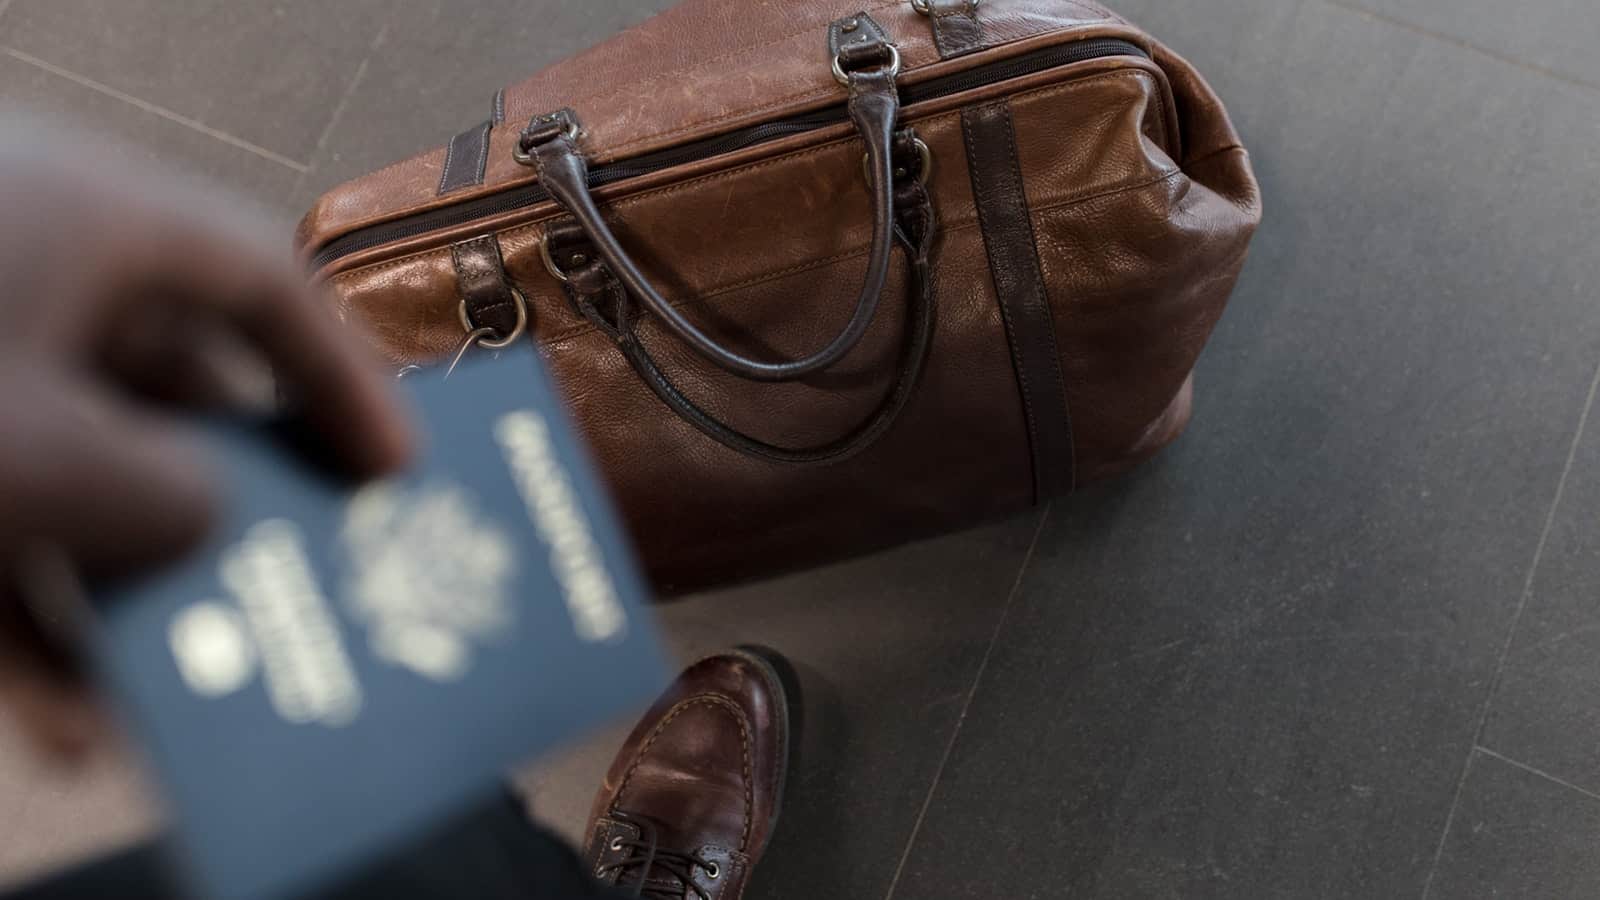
top-left (517, 42), bottom-right (907, 384)
top-left (548, 169), bottom-right (938, 465)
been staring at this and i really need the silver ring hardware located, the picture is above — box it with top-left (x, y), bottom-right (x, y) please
top-left (541, 236), bottom-right (598, 284)
top-left (513, 111), bottom-right (582, 165)
top-left (456, 287), bottom-right (529, 351)
top-left (862, 136), bottom-right (934, 186)
top-left (832, 42), bottom-right (902, 86)
top-left (446, 326), bottom-right (498, 378)
top-left (910, 0), bottom-right (978, 13)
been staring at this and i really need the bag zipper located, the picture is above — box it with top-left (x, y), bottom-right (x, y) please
top-left (309, 37), bottom-right (1147, 270)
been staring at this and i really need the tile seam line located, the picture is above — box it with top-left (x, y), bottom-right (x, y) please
top-left (292, 23), bottom-right (390, 197)
top-left (1419, 350), bottom-right (1600, 899)
top-left (1474, 746), bottom-right (1600, 804)
top-left (882, 503), bottom-right (1053, 900)
top-left (1323, 0), bottom-right (1600, 94)
top-left (0, 46), bottom-right (309, 173)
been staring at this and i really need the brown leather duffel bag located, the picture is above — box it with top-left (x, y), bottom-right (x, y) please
top-left (297, 0), bottom-right (1261, 593)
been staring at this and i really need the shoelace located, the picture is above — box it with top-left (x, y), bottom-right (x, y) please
top-left (598, 811), bottom-right (720, 900)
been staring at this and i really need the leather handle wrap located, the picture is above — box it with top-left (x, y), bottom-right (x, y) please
top-left (521, 60), bottom-right (905, 384)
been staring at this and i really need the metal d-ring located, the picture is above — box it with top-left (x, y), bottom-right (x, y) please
top-left (832, 42), bottom-right (901, 86)
top-left (862, 136), bottom-right (933, 185)
top-left (447, 326), bottom-right (498, 378)
top-left (910, 0), bottom-right (978, 12)
top-left (540, 235), bottom-right (575, 283)
top-left (456, 286), bottom-right (529, 350)
top-left (513, 113), bottom-right (582, 165)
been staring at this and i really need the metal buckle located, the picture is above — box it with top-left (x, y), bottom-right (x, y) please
top-left (456, 287), bottom-right (529, 351)
top-left (862, 136), bottom-right (933, 186)
top-left (831, 43), bottom-right (901, 86)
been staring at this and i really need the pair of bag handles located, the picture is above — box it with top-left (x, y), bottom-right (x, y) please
top-left (469, 21), bottom-right (936, 464)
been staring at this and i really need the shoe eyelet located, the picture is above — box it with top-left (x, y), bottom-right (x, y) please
top-left (705, 862), bottom-right (720, 880)
top-left (609, 837), bottom-right (625, 852)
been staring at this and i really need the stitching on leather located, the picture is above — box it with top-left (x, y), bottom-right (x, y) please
top-left (1000, 99), bottom-right (1075, 492)
top-left (529, 135), bottom-right (551, 183)
top-left (1034, 167), bottom-right (1182, 217)
top-left (965, 103), bottom-right (1041, 488)
top-left (472, 123), bottom-right (491, 186)
top-left (588, 821), bottom-right (614, 878)
top-left (530, 171), bottom-right (1183, 345)
top-left (538, 0), bottom-right (905, 122)
top-left (438, 122), bottom-right (491, 194)
top-left (331, 68), bottom-right (1162, 285)
top-left (437, 129), bottom-right (459, 196)
top-left (987, 104), bottom-right (1042, 472)
top-left (340, 66), bottom-right (1164, 275)
top-left (331, 161), bottom-right (1170, 307)
top-left (928, 3), bottom-right (981, 58)
top-left (612, 695), bottom-right (755, 851)
top-left (334, 70), bottom-right (1179, 343)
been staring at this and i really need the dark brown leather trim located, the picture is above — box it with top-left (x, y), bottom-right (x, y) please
top-left (826, 11), bottom-right (891, 63)
top-left (438, 120), bottom-right (493, 195)
top-left (450, 235), bottom-right (520, 337)
top-left (923, 0), bottom-right (985, 59)
top-left (961, 99), bottom-right (1076, 498)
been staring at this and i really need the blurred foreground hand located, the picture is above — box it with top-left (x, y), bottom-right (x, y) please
top-left (0, 120), bottom-right (414, 761)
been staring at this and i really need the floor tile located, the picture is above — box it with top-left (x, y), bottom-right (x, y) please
top-left (517, 512), bottom-right (1045, 900)
top-left (1336, 0), bottom-right (1600, 91)
top-left (1480, 371), bottom-right (1600, 794)
top-left (5, 0), bottom-right (1600, 896)
top-left (287, 0), bottom-right (677, 214)
top-left (893, 1), bottom-right (1600, 897)
top-left (1428, 748), bottom-right (1600, 899)
top-left (0, 0), bottom-right (387, 165)
top-left (0, 53), bottom-right (304, 227)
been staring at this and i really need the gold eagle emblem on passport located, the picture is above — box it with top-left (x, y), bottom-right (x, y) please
top-left (341, 480), bottom-right (519, 683)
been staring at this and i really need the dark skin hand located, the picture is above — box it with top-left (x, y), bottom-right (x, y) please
top-left (0, 128), bottom-right (414, 760)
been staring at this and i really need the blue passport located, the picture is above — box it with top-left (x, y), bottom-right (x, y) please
top-left (89, 344), bottom-right (667, 900)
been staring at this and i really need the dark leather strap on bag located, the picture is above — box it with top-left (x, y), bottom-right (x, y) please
top-left (298, 0), bottom-right (1261, 592)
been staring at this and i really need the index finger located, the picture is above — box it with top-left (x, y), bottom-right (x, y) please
top-left (91, 212), bottom-right (417, 479)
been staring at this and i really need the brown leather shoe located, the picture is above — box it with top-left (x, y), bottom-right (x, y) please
top-left (583, 647), bottom-right (795, 899)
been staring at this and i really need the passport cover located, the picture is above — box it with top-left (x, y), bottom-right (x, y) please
top-left (89, 344), bottom-right (667, 900)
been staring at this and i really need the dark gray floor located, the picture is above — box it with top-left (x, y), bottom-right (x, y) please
top-left (3, 1), bottom-right (1599, 898)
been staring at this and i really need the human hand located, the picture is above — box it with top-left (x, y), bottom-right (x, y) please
top-left (0, 122), bottom-right (414, 760)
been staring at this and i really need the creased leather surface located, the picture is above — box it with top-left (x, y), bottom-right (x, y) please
top-left (296, 0), bottom-right (1129, 253)
top-left (308, 2), bottom-right (1261, 593)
